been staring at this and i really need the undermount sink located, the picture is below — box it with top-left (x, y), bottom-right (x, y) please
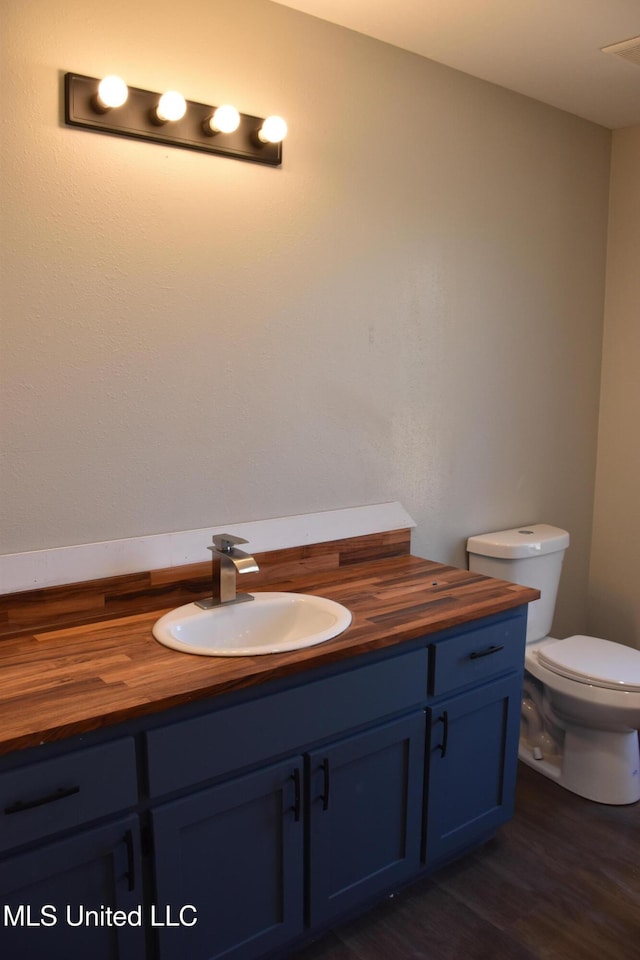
top-left (152, 592), bottom-right (352, 657)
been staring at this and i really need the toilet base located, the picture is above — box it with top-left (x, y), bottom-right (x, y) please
top-left (519, 728), bottom-right (640, 805)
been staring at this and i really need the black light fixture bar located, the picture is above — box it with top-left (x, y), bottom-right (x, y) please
top-left (64, 74), bottom-right (283, 166)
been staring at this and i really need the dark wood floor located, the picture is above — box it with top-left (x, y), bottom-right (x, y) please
top-left (290, 763), bottom-right (640, 960)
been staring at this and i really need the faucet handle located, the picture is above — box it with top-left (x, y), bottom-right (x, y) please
top-left (211, 533), bottom-right (249, 553)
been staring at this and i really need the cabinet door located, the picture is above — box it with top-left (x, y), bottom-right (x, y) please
top-left (307, 712), bottom-right (425, 928)
top-left (425, 673), bottom-right (522, 866)
top-left (151, 757), bottom-right (303, 960)
top-left (0, 815), bottom-right (143, 960)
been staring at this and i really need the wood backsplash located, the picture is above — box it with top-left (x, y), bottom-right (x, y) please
top-left (0, 529), bottom-right (411, 640)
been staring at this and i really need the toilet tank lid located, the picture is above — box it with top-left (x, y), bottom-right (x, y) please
top-left (466, 524), bottom-right (570, 559)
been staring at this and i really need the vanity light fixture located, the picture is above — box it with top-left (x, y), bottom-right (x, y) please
top-left (153, 90), bottom-right (187, 124)
top-left (64, 73), bottom-right (285, 166)
top-left (204, 104), bottom-right (241, 135)
top-left (257, 115), bottom-right (288, 145)
top-left (93, 75), bottom-right (128, 111)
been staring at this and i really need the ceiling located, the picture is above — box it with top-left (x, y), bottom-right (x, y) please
top-left (272, 0), bottom-right (640, 129)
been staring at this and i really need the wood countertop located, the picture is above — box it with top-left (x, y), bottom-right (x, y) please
top-left (0, 555), bottom-right (538, 757)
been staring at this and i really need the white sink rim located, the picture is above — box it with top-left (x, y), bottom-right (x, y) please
top-left (152, 592), bottom-right (352, 657)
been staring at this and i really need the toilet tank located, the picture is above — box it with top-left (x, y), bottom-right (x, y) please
top-left (466, 524), bottom-right (570, 643)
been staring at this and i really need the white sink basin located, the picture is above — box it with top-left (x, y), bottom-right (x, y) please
top-left (152, 592), bottom-right (352, 657)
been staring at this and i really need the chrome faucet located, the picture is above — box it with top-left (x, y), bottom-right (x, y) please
top-left (196, 534), bottom-right (259, 609)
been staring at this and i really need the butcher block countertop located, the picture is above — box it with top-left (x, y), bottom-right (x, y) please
top-left (0, 553), bottom-right (539, 757)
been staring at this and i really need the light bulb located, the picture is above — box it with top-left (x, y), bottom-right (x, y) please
top-left (155, 91), bottom-right (187, 123)
top-left (206, 104), bottom-right (241, 135)
top-left (95, 75), bottom-right (128, 110)
top-left (257, 115), bottom-right (287, 144)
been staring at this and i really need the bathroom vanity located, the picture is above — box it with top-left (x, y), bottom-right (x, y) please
top-left (0, 535), bottom-right (538, 960)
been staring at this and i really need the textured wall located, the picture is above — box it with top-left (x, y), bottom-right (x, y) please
top-left (1, 0), bottom-right (610, 635)
top-left (589, 125), bottom-right (640, 649)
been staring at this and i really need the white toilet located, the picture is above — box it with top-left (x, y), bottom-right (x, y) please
top-left (467, 524), bottom-right (640, 805)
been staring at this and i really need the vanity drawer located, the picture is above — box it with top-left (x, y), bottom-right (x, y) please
top-left (146, 648), bottom-right (428, 797)
top-left (0, 738), bottom-right (137, 853)
top-left (430, 617), bottom-right (526, 697)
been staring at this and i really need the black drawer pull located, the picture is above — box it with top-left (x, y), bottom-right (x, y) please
top-left (469, 644), bottom-right (505, 660)
top-left (4, 784), bottom-right (80, 815)
top-left (321, 758), bottom-right (330, 812)
top-left (290, 767), bottom-right (301, 822)
top-left (435, 711), bottom-right (449, 759)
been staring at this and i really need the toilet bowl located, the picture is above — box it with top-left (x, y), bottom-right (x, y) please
top-left (467, 524), bottom-right (640, 805)
top-left (523, 635), bottom-right (640, 804)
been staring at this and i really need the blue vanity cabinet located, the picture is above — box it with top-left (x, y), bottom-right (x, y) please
top-left (423, 614), bottom-right (526, 866)
top-left (146, 648), bottom-right (429, 960)
top-left (0, 817), bottom-right (143, 960)
top-left (151, 758), bottom-right (304, 960)
top-left (0, 603), bottom-right (529, 960)
top-left (150, 713), bottom-right (425, 959)
top-left (0, 737), bottom-right (142, 959)
top-left (307, 711), bottom-right (425, 929)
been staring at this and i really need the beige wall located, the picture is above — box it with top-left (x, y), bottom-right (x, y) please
top-left (589, 125), bottom-right (640, 649)
top-left (1, 0), bottom-right (610, 636)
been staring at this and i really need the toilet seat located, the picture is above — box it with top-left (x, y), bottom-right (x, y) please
top-left (537, 635), bottom-right (640, 692)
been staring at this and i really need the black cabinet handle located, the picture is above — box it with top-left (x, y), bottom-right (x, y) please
top-left (4, 785), bottom-right (80, 815)
top-left (321, 758), bottom-right (330, 811)
top-left (124, 829), bottom-right (136, 892)
top-left (469, 644), bottom-right (504, 660)
top-left (290, 767), bottom-right (301, 822)
top-left (436, 711), bottom-right (449, 759)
